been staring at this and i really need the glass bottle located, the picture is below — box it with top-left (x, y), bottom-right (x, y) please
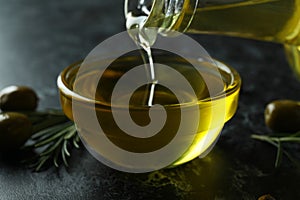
top-left (125, 0), bottom-right (300, 76)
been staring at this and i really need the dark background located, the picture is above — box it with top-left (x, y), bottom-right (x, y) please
top-left (1, 0), bottom-right (300, 199)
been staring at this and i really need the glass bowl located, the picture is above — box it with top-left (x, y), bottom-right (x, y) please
top-left (57, 54), bottom-right (241, 172)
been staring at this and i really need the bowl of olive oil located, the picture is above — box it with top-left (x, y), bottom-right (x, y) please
top-left (57, 52), bottom-right (241, 172)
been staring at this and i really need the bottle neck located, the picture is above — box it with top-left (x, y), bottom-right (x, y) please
top-left (125, 0), bottom-right (198, 35)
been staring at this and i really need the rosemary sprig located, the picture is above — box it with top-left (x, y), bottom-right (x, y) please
top-left (21, 110), bottom-right (80, 171)
top-left (251, 132), bottom-right (300, 168)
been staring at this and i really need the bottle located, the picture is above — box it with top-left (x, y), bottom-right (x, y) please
top-left (125, 0), bottom-right (300, 76)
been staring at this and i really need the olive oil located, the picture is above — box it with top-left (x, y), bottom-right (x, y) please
top-left (187, 0), bottom-right (300, 74)
top-left (126, 3), bottom-right (158, 107)
top-left (189, 0), bottom-right (300, 44)
top-left (60, 0), bottom-right (245, 170)
top-left (126, 0), bottom-right (300, 76)
top-left (59, 54), bottom-right (240, 168)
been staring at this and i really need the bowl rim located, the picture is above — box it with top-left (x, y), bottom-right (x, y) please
top-left (57, 57), bottom-right (241, 108)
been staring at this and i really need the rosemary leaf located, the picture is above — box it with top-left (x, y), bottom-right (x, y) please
top-left (40, 137), bottom-right (64, 157)
top-left (290, 131), bottom-right (300, 137)
top-left (278, 137), bottom-right (300, 143)
top-left (32, 116), bottom-right (68, 133)
top-left (275, 140), bottom-right (282, 168)
top-left (34, 123), bottom-right (74, 147)
top-left (61, 140), bottom-right (69, 167)
top-left (64, 125), bottom-right (76, 140)
top-left (20, 109), bottom-right (80, 171)
top-left (251, 133), bottom-right (300, 168)
top-left (35, 156), bottom-right (51, 172)
top-left (31, 122), bottom-right (71, 140)
top-left (53, 145), bottom-right (61, 168)
top-left (34, 130), bottom-right (66, 147)
top-left (283, 150), bottom-right (300, 168)
top-left (63, 139), bottom-right (70, 157)
top-left (73, 135), bottom-right (80, 148)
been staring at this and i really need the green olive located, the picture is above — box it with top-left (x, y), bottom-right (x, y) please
top-left (0, 86), bottom-right (38, 111)
top-left (0, 112), bottom-right (32, 151)
top-left (258, 194), bottom-right (276, 200)
top-left (265, 100), bottom-right (300, 133)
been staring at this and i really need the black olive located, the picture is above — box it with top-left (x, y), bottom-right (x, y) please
top-left (0, 86), bottom-right (38, 111)
top-left (265, 100), bottom-right (300, 133)
top-left (0, 112), bottom-right (32, 151)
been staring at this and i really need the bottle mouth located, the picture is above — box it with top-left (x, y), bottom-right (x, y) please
top-left (124, 0), bottom-right (153, 19)
top-left (124, 0), bottom-right (186, 32)
top-left (125, 0), bottom-right (199, 35)
top-left (125, 0), bottom-right (162, 30)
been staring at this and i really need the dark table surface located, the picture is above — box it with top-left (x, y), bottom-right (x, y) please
top-left (1, 0), bottom-right (300, 199)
